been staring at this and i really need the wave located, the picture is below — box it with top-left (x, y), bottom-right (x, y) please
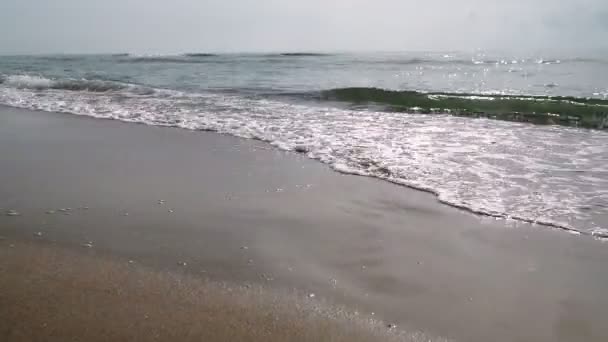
top-left (481, 57), bottom-right (608, 65)
top-left (0, 75), bottom-right (156, 94)
top-left (377, 57), bottom-right (441, 65)
top-left (116, 53), bottom-right (218, 64)
top-left (319, 87), bottom-right (608, 129)
top-left (183, 53), bottom-right (218, 57)
top-left (3, 74), bottom-right (607, 128)
top-left (361, 56), bottom-right (608, 67)
top-left (277, 53), bottom-right (333, 57)
top-left (120, 56), bottom-right (209, 64)
top-left (21, 53), bottom-right (606, 68)
top-left (37, 55), bottom-right (91, 62)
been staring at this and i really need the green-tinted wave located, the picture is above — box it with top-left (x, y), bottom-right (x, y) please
top-left (320, 87), bottom-right (608, 129)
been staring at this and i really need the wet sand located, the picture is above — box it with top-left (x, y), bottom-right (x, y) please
top-left (1, 106), bottom-right (608, 342)
top-left (1, 240), bottom-right (421, 342)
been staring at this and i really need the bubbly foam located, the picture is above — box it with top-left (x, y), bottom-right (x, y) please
top-left (1, 75), bottom-right (607, 237)
top-left (4, 75), bottom-right (54, 89)
top-left (2, 75), bottom-right (157, 94)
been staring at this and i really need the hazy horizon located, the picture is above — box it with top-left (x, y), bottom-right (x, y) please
top-left (1, 0), bottom-right (607, 55)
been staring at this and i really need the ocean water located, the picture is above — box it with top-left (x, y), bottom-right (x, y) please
top-left (1, 52), bottom-right (607, 237)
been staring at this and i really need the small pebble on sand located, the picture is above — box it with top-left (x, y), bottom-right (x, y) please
top-left (260, 273), bottom-right (273, 281)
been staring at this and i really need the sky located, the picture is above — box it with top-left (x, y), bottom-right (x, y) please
top-left (1, 0), bottom-right (607, 54)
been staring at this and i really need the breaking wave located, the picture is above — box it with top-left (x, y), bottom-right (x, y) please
top-left (319, 87), bottom-right (608, 128)
top-left (0, 75), bottom-right (156, 94)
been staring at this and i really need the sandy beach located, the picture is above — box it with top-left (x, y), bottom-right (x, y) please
top-left (1, 240), bottom-right (419, 342)
top-left (1, 106), bottom-right (608, 342)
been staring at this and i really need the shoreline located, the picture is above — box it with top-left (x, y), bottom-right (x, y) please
top-left (2, 106), bottom-right (608, 342)
top-left (1, 103), bottom-right (602, 239)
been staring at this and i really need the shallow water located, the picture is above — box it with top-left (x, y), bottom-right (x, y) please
top-left (1, 52), bottom-right (607, 236)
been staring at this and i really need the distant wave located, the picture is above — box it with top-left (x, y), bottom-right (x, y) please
top-left (318, 87), bottom-right (608, 128)
top-left (114, 53), bottom-right (330, 60)
top-left (117, 53), bottom-right (218, 64)
top-left (24, 53), bottom-right (604, 67)
top-left (183, 53), bottom-right (218, 57)
top-left (361, 57), bottom-right (504, 66)
top-left (121, 57), bottom-right (209, 64)
top-left (277, 53), bottom-right (333, 57)
top-left (361, 56), bottom-right (608, 67)
top-left (37, 55), bottom-right (89, 62)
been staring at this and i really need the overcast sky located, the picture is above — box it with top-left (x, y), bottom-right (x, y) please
top-left (1, 0), bottom-right (607, 54)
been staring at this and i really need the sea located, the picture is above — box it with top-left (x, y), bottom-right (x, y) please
top-left (0, 51), bottom-right (607, 237)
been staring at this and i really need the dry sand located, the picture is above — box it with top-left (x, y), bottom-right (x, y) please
top-left (1, 106), bottom-right (608, 342)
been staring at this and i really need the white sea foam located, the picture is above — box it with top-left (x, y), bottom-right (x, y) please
top-left (4, 75), bottom-right (54, 89)
top-left (2, 74), bottom-right (153, 93)
top-left (1, 76), bottom-right (607, 237)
